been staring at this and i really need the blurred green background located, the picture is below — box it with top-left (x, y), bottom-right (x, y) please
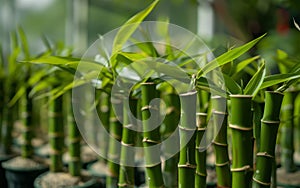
top-left (0, 0), bottom-right (300, 62)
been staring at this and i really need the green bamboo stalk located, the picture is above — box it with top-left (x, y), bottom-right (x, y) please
top-left (195, 112), bottom-right (207, 188)
top-left (21, 86), bottom-right (34, 158)
top-left (141, 82), bottom-right (164, 188)
top-left (178, 90), bottom-right (197, 188)
top-left (230, 95), bottom-right (253, 188)
top-left (161, 93), bottom-right (180, 188)
top-left (118, 97), bottom-right (138, 188)
top-left (68, 116), bottom-right (81, 176)
top-left (0, 77), bottom-right (4, 148)
top-left (212, 96), bottom-right (231, 187)
top-left (107, 94), bottom-right (123, 188)
top-left (97, 91), bottom-right (110, 162)
top-left (252, 91), bottom-right (283, 188)
top-left (253, 101), bottom-right (264, 154)
top-left (49, 95), bottom-right (64, 172)
top-left (280, 90), bottom-right (298, 173)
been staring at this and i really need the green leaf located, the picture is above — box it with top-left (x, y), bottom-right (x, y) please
top-left (18, 27), bottom-right (31, 60)
top-left (244, 61), bottom-right (266, 96)
top-left (233, 56), bottom-right (260, 76)
top-left (110, 0), bottom-right (159, 73)
top-left (222, 73), bottom-right (242, 94)
top-left (196, 77), bottom-right (227, 98)
top-left (260, 73), bottom-right (300, 90)
top-left (111, 0), bottom-right (159, 55)
top-left (197, 34), bottom-right (266, 78)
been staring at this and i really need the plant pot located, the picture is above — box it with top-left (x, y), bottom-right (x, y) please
top-left (2, 157), bottom-right (48, 188)
top-left (0, 154), bottom-right (17, 188)
top-left (34, 171), bottom-right (101, 188)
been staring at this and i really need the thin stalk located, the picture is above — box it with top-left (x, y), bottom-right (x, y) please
top-left (21, 86), bottom-right (34, 158)
top-left (212, 96), bottom-right (231, 187)
top-left (68, 116), bottom-right (81, 176)
top-left (49, 95), bottom-right (64, 172)
top-left (253, 101), bottom-right (264, 154)
top-left (0, 77), bottom-right (4, 149)
top-left (161, 93), bottom-right (180, 188)
top-left (195, 112), bottom-right (207, 188)
top-left (280, 90), bottom-right (298, 172)
top-left (178, 91), bottom-right (197, 188)
top-left (97, 92), bottom-right (110, 163)
top-left (118, 98), bottom-right (138, 188)
top-left (230, 95), bottom-right (253, 188)
top-left (252, 91), bottom-right (283, 188)
top-left (107, 94), bottom-right (123, 188)
top-left (141, 82), bottom-right (164, 188)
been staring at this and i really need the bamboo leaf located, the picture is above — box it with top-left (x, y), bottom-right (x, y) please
top-left (233, 56), bottom-right (260, 76)
top-left (18, 27), bottom-right (31, 60)
top-left (196, 77), bottom-right (227, 98)
top-left (222, 73), bottom-right (242, 94)
top-left (260, 73), bottom-right (300, 90)
top-left (197, 34), bottom-right (266, 78)
top-left (111, 0), bottom-right (159, 55)
top-left (244, 61), bottom-right (266, 96)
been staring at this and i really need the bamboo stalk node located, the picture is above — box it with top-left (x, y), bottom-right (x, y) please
top-left (261, 119), bottom-right (280, 124)
top-left (49, 132), bottom-right (64, 138)
top-left (111, 133), bottom-right (122, 140)
top-left (124, 123), bottom-right (134, 129)
top-left (121, 141), bottom-right (134, 147)
top-left (109, 117), bottom-right (122, 123)
top-left (117, 183), bottom-right (133, 187)
top-left (178, 164), bottom-right (197, 169)
top-left (229, 124), bottom-right (253, 131)
top-left (141, 105), bottom-right (159, 111)
top-left (49, 149), bottom-right (63, 155)
top-left (142, 137), bottom-right (161, 144)
top-left (69, 137), bottom-right (81, 144)
top-left (197, 127), bottom-right (206, 131)
top-left (195, 171), bottom-right (207, 177)
top-left (48, 112), bottom-right (63, 117)
top-left (178, 125), bottom-right (196, 131)
top-left (69, 157), bottom-right (81, 162)
top-left (252, 177), bottom-right (271, 186)
top-left (212, 110), bottom-right (228, 115)
top-left (213, 141), bottom-right (228, 147)
top-left (196, 146), bottom-right (206, 151)
top-left (231, 165), bottom-right (252, 172)
top-left (100, 106), bottom-right (109, 113)
top-left (256, 152), bottom-right (274, 158)
top-left (215, 161), bottom-right (230, 167)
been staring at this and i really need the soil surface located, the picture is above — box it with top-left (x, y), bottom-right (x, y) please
top-left (89, 161), bottom-right (110, 176)
top-left (2, 156), bottom-right (47, 169)
top-left (64, 145), bottom-right (98, 165)
top-left (277, 167), bottom-right (300, 187)
top-left (37, 171), bottom-right (94, 188)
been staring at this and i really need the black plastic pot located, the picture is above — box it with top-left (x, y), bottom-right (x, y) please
top-left (2, 160), bottom-right (48, 188)
top-left (34, 171), bottom-right (101, 188)
top-left (0, 154), bottom-right (16, 188)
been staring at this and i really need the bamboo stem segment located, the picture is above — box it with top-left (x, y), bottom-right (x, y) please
top-left (230, 95), bottom-right (253, 188)
top-left (178, 91), bottom-right (197, 188)
top-left (280, 90), bottom-right (298, 173)
top-left (253, 91), bottom-right (283, 188)
top-left (212, 96), bottom-right (231, 187)
top-left (195, 112), bottom-right (207, 188)
top-left (49, 95), bottom-right (64, 172)
top-left (107, 94), bottom-right (123, 187)
top-left (118, 98), bottom-right (137, 188)
top-left (141, 82), bottom-right (165, 188)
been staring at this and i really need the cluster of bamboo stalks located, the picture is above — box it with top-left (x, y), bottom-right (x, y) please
top-left (1, 1), bottom-right (300, 188)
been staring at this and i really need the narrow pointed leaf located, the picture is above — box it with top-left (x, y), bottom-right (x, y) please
top-left (197, 34), bottom-right (266, 78)
top-left (244, 61), bottom-right (266, 96)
